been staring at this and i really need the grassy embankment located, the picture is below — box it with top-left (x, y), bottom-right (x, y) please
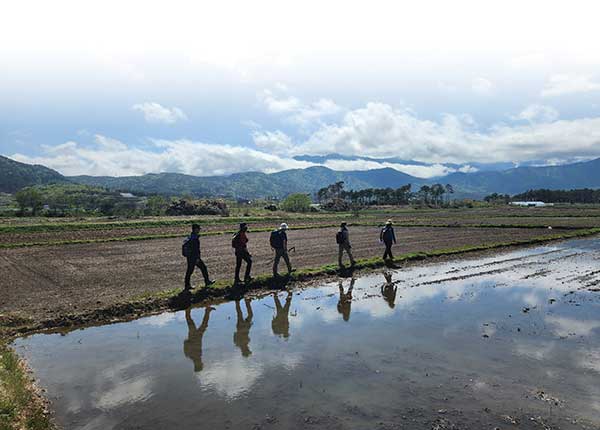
top-left (0, 343), bottom-right (53, 430)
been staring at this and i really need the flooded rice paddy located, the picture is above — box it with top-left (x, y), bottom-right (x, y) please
top-left (13, 238), bottom-right (600, 429)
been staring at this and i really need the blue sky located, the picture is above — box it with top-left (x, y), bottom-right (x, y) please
top-left (2, 0), bottom-right (600, 178)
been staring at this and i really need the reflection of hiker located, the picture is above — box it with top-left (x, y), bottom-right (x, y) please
top-left (182, 224), bottom-right (215, 290)
top-left (381, 271), bottom-right (397, 309)
top-left (183, 306), bottom-right (215, 372)
top-left (337, 278), bottom-right (355, 322)
top-left (232, 223), bottom-right (253, 285)
top-left (270, 223), bottom-right (295, 277)
top-left (379, 220), bottom-right (397, 261)
top-left (234, 298), bottom-right (253, 357)
top-left (272, 291), bottom-right (293, 339)
top-left (336, 222), bottom-right (356, 268)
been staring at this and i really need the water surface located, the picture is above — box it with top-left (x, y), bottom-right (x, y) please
top-left (13, 238), bottom-right (600, 429)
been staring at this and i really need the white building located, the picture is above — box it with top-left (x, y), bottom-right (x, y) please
top-left (510, 201), bottom-right (553, 207)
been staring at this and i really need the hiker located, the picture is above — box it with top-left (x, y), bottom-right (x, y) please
top-left (379, 219), bottom-right (397, 261)
top-left (232, 222), bottom-right (253, 285)
top-left (183, 224), bottom-right (215, 290)
top-left (336, 222), bottom-right (356, 268)
top-left (183, 306), bottom-right (215, 372)
top-left (234, 298), bottom-right (253, 357)
top-left (381, 271), bottom-right (397, 309)
top-left (272, 291), bottom-right (293, 339)
top-left (270, 223), bottom-right (294, 277)
top-left (337, 278), bottom-right (355, 321)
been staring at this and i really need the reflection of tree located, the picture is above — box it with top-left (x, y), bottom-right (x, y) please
top-left (272, 291), bottom-right (293, 339)
top-left (183, 306), bottom-right (214, 372)
top-left (337, 278), bottom-right (355, 322)
top-left (381, 272), bottom-right (397, 309)
top-left (234, 298), bottom-right (254, 357)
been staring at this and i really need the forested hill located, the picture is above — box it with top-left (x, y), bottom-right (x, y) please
top-left (70, 166), bottom-right (422, 199)
top-left (0, 155), bottom-right (69, 193)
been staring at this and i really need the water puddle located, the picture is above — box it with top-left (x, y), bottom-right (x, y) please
top-left (13, 238), bottom-right (600, 429)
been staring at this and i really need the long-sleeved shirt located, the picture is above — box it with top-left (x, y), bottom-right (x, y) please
top-left (339, 227), bottom-right (350, 245)
top-left (380, 226), bottom-right (396, 244)
top-left (234, 231), bottom-right (249, 250)
top-left (187, 232), bottom-right (201, 258)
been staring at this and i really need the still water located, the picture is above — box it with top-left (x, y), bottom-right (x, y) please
top-left (13, 238), bottom-right (600, 429)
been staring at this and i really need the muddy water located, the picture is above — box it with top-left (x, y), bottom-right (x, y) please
top-left (13, 238), bottom-right (600, 430)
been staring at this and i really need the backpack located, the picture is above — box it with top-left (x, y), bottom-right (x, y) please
top-left (231, 232), bottom-right (241, 248)
top-left (335, 230), bottom-right (344, 244)
top-left (382, 227), bottom-right (394, 242)
top-left (182, 236), bottom-right (192, 257)
top-left (270, 230), bottom-right (284, 249)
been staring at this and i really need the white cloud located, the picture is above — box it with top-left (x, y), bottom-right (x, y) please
top-left (252, 130), bottom-right (295, 154)
top-left (10, 137), bottom-right (314, 177)
top-left (132, 102), bottom-right (187, 124)
top-left (515, 104), bottom-right (559, 123)
top-left (471, 77), bottom-right (494, 95)
top-left (258, 88), bottom-right (342, 127)
top-left (290, 102), bottom-right (600, 163)
top-left (541, 74), bottom-right (600, 97)
top-left (319, 159), bottom-right (476, 178)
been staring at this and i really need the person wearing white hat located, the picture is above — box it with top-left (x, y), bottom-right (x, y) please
top-left (270, 223), bottom-right (294, 276)
top-left (380, 219), bottom-right (397, 261)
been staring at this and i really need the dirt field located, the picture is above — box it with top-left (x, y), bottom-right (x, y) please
top-left (0, 226), bottom-right (553, 324)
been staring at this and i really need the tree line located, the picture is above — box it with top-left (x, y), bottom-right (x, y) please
top-left (317, 182), bottom-right (454, 207)
top-left (512, 188), bottom-right (600, 204)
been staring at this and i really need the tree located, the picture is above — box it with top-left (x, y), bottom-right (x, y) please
top-left (281, 193), bottom-right (312, 212)
top-left (15, 187), bottom-right (43, 215)
top-left (145, 195), bottom-right (168, 215)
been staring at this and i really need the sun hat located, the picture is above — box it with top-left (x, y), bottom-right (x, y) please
top-left (280, 223), bottom-right (289, 230)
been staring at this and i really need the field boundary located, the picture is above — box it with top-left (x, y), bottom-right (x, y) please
top-left (0, 223), bottom-right (578, 249)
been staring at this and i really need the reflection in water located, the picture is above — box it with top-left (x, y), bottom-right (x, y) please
top-left (337, 278), bottom-right (355, 321)
top-left (183, 307), bottom-right (214, 372)
top-left (234, 298), bottom-right (253, 357)
top-left (272, 291), bottom-right (293, 339)
top-left (381, 271), bottom-right (397, 309)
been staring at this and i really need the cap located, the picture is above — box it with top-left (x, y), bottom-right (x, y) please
top-left (386, 219), bottom-right (393, 225)
top-left (239, 222), bottom-right (248, 230)
top-left (280, 223), bottom-right (289, 230)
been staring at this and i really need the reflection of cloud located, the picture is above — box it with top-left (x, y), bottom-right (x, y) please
top-left (79, 414), bottom-right (119, 430)
top-left (545, 316), bottom-right (600, 337)
top-left (138, 312), bottom-right (178, 327)
top-left (95, 376), bottom-right (153, 409)
top-left (513, 341), bottom-right (556, 361)
top-left (577, 348), bottom-right (600, 373)
top-left (198, 356), bottom-right (262, 400)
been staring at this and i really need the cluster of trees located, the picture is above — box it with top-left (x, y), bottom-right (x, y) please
top-left (512, 188), bottom-right (600, 204)
top-left (280, 193), bottom-right (312, 212)
top-left (483, 193), bottom-right (512, 204)
top-left (316, 182), bottom-right (454, 208)
top-left (165, 199), bottom-right (229, 216)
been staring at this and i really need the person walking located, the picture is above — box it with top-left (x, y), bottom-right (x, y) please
top-left (183, 306), bottom-right (215, 373)
top-left (337, 278), bottom-right (355, 322)
top-left (183, 223), bottom-right (215, 290)
top-left (270, 223), bottom-right (294, 277)
top-left (336, 222), bottom-right (356, 268)
top-left (271, 291), bottom-right (293, 339)
top-left (380, 219), bottom-right (397, 261)
top-left (234, 298), bottom-right (253, 357)
top-left (232, 222), bottom-right (253, 285)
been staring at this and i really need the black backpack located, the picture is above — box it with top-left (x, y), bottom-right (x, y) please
top-left (335, 230), bottom-right (344, 244)
top-left (182, 236), bottom-right (192, 257)
top-left (231, 232), bottom-right (241, 248)
top-left (270, 230), bottom-right (284, 249)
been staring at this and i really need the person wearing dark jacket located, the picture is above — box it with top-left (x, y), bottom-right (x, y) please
top-left (337, 222), bottom-right (356, 268)
top-left (271, 223), bottom-right (294, 277)
top-left (184, 224), bottom-right (215, 290)
top-left (379, 219), bottom-right (397, 260)
top-left (183, 306), bottom-right (215, 372)
top-left (232, 223), bottom-right (253, 285)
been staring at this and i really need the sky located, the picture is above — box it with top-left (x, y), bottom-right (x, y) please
top-left (2, 0), bottom-right (600, 178)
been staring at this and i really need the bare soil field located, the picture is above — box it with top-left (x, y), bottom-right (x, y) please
top-left (0, 226), bottom-right (552, 325)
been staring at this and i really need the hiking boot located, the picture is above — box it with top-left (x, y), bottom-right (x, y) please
top-left (234, 278), bottom-right (243, 285)
top-left (205, 280), bottom-right (216, 286)
top-left (244, 276), bottom-right (254, 283)
top-left (184, 284), bottom-right (193, 291)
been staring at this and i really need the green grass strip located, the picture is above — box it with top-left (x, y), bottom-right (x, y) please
top-left (0, 343), bottom-right (54, 430)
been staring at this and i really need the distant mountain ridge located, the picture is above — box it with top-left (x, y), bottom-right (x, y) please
top-left (3, 153), bottom-right (600, 199)
top-left (0, 155), bottom-right (69, 193)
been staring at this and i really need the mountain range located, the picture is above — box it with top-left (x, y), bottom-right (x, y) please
top-left (2, 154), bottom-right (600, 199)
